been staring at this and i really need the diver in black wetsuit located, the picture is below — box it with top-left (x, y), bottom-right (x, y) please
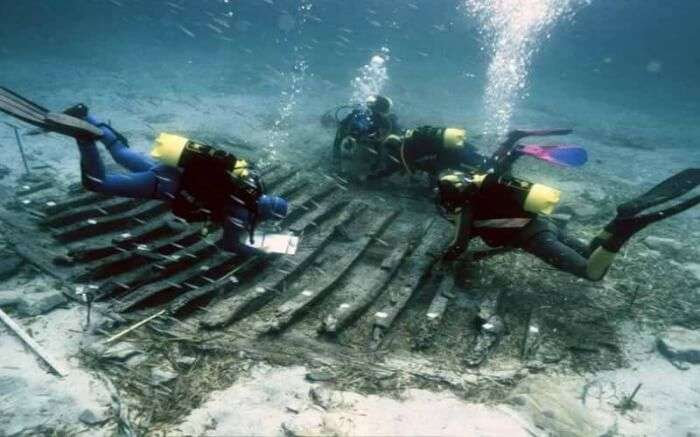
top-left (330, 95), bottom-right (402, 174)
top-left (366, 126), bottom-right (488, 181)
top-left (437, 167), bottom-right (700, 281)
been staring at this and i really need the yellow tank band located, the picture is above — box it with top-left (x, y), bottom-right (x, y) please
top-left (439, 172), bottom-right (466, 190)
top-left (523, 183), bottom-right (561, 215)
top-left (472, 173), bottom-right (486, 187)
top-left (443, 128), bottom-right (467, 149)
top-left (231, 159), bottom-right (250, 179)
top-left (150, 133), bottom-right (189, 167)
top-left (586, 247), bottom-right (617, 281)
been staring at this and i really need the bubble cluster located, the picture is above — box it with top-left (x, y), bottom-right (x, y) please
top-left (464, 0), bottom-right (588, 139)
top-left (267, 0), bottom-right (314, 156)
top-left (267, 58), bottom-right (309, 156)
top-left (351, 47), bottom-right (391, 106)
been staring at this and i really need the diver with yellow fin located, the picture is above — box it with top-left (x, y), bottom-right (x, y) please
top-left (0, 87), bottom-right (289, 256)
top-left (437, 167), bottom-right (700, 281)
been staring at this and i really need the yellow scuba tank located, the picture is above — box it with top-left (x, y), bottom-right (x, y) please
top-left (523, 183), bottom-right (561, 215)
top-left (151, 133), bottom-right (188, 166)
top-left (440, 170), bottom-right (561, 216)
top-left (151, 133), bottom-right (250, 178)
top-left (442, 128), bottom-right (467, 149)
top-left (485, 175), bottom-right (561, 215)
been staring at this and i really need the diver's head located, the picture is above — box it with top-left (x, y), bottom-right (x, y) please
top-left (366, 95), bottom-right (393, 116)
top-left (443, 128), bottom-right (467, 149)
top-left (258, 195), bottom-right (288, 221)
top-left (436, 171), bottom-right (474, 217)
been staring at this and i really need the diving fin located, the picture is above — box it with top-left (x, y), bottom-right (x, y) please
top-left (516, 144), bottom-right (588, 168)
top-left (491, 128), bottom-right (574, 174)
top-left (617, 168), bottom-right (700, 217)
top-left (0, 87), bottom-right (101, 139)
top-left (593, 168), bottom-right (700, 253)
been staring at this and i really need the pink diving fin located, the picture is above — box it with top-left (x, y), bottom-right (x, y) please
top-left (516, 144), bottom-right (588, 168)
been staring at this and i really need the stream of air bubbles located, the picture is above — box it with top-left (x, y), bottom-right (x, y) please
top-left (464, 0), bottom-right (588, 139)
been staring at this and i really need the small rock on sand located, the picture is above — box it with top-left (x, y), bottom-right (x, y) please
top-left (151, 366), bottom-right (178, 385)
top-left (657, 326), bottom-right (700, 365)
top-left (643, 236), bottom-right (683, 253)
top-left (0, 253), bottom-right (24, 280)
top-left (0, 290), bottom-right (68, 316)
top-left (682, 263), bottom-right (700, 282)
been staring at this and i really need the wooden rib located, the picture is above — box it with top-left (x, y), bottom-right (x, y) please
top-left (41, 192), bottom-right (108, 215)
top-left (370, 226), bottom-right (451, 350)
top-left (67, 217), bottom-right (178, 263)
top-left (413, 275), bottom-right (455, 350)
top-left (115, 179), bottom-right (317, 313)
top-left (279, 185), bottom-right (337, 229)
top-left (73, 224), bottom-right (205, 282)
top-left (464, 290), bottom-right (506, 367)
top-left (52, 202), bottom-right (169, 242)
top-left (288, 196), bottom-right (347, 234)
top-left (201, 201), bottom-right (366, 330)
top-left (16, 181), bottom-right (53, 197)
top-left (95, 232), bottom-right (222, 300)
top-left (261, 208), bottom-right (400, 334)
top-left (521, 309), bottom-right (542, 361)
top-left (168, 256), bottom-right (263, 315)
top-left (320, 235), bottom-right (415, 335)
top-left (112, 250), bottom-right (239, 312)
top-left (41, 197), bottom-right (144, 228)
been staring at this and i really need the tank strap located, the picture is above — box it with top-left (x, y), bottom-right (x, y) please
top-left (473, 218), bottom-right (532, 229)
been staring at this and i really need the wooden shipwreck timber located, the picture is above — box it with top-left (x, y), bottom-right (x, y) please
top-left (0, 158), bottom-right (626, 379)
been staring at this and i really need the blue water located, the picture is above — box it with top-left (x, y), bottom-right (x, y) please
top-left (2, 1), bottom-right (698, 126)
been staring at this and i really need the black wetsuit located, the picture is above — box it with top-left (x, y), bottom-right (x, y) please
top-left (368, 126), bottom-right (489, 180)
top-left (443, 174), bottom-right (592, 279)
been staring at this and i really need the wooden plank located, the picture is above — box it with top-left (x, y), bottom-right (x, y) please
top-left (52, 201), bottom-right (169, 243)
top-left (413, 274), bottom-right (455, 350)
top-left (41, 192), bottom-right (108, 215)
top-left (67, 217), bottom-right (178, 263)
top-left (370, 225), bottom-right (451, 349)
top-left (201, 201), bottom-right (367, 329)
top-left (262, 208), bottom-right (400, 334)
top-left (41, 197), bottom-right (144, 228)
top-left (320, 234), bottom-right (416, 335)
top-left (0, 308), bottom-right (68, 377)
top-left (112, 250), bottom-right (239, 312)
top-left (95, 232), bottom-right (222, 300)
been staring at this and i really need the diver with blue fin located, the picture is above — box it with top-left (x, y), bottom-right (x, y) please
top-left (437, 165), bottom-right (700, 281)
top-left (0, 86), bottom-right (289, 255)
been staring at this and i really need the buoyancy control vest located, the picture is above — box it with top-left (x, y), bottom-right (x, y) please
top-left (151, 133), bottom-right (263, 227)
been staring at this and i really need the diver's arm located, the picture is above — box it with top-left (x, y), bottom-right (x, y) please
top-left (220, 209), bottom-right (259, 256)
top-left (443, 204), bottom-right (474, 261)
top-left (366, 158), bottom-right (401, 180)
top-left (332, 128), bottom-right (344, 170)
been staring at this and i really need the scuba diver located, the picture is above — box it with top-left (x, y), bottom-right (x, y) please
top-left (328, 94), bottom-right (402, 175)
top-left (437, 160), bottom-right (700, 281)
top-left (0, 87), bottom-right (289, 256)
top-left (364, 125), bottom-right (586, 185)
top-left (366, 125), bottom-right (486, 181)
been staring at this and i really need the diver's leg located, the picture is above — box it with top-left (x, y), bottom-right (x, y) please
top-left (77, 138), bottom-right (166, 199)
top-left (86, 115), bottom-right (157, 172)
top-left (521, 231), bottom-right (590, 279)
top-left (558, 231), bottom-right (591, 258)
